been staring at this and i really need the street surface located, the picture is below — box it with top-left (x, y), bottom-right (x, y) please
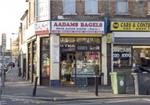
top-left (51, 98), bottom-right (150, 105)
top-left (1, 97), bottom-right (150, 105)
top-left (0, 64), bottom-right (150, 105)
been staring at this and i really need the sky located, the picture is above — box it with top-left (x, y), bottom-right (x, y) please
top-left (0, 0), bottom-right (26, 48)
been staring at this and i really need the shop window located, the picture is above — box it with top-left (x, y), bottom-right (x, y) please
top-left (116, 0), bottom-right (128, 14)
top-left (133, 46), bottom-right (150, 67)
top-left (60, 38), bottom-right (75, 43)
top-left (76, 38), bottom-right (100, 43)
top-left (28, 43), bottom-right (32, 80)
top-left (33, 40), bottom-right (37, 74)
top-left (85, 0), bottom-right (98, 15)
top-left (76, 51), bottom-right (100, 76)
top-left (113, 45), bottom-right (132, 68)
top-left (41, 38), bottom-right (50, 78)
top-left (63, 0), bottom-right (76, 15)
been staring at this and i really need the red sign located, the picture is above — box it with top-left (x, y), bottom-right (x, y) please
top-left (35, 21), bottom-right (50, 35)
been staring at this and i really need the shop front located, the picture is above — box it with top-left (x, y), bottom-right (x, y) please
top-left (50, 21), bottom-right (105, 87)
top-left (26, 21), bottom-right (50, 85)
top-left (111, 21), bottom-right (150, 86)
top-left (35, 21), bottom-right (50, 86)
top-left (60, 36), bottom-right (101, 86)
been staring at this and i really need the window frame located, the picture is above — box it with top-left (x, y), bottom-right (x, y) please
top-left (63, 0), bottom-right (76, 15)
top-left (113, 45), bottom-right (132, 69)
top-left (116, 0), bottom-right (129, 15)
top-left (147, 0), bottom-right (150, 15)
top-left (84, 0), bottom-right (99, 15)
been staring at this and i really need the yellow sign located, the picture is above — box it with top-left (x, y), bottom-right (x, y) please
top-left (60, 34), bottom-right (102, 37)
top-left (111, 22), bottom-right (150, 31)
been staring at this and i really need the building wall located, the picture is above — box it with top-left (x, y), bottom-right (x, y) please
top-left (109, 0), bottom-right (150, 88)
top-left (109, 0), bottom-right (149, 18)
top-left (28, 0), bottom-right (35, 24)
top-left (51, 0), bottom-right (105, 20)
top-left (20, 0), bottom-right (150, 86)
top-left (51, 0), bottom-right (107, 85)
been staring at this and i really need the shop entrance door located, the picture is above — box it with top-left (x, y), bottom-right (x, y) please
top-left (60, 52), bottom-right (75, 86)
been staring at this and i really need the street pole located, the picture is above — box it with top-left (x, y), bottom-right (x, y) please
top-left (1, 47), bottom-right (5, 87)
top-left (94, 65), bottom-right (99, 96)
top-left (95, 74), bottom-right (98, 96)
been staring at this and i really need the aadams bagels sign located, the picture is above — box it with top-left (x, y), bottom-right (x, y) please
top-left (111, 22), bottom-right (150, 31)
top-left (51, 21), bottom-right (104, 34)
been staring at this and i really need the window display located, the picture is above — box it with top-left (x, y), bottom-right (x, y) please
top-left (76, 52), bottom-right (100, 77)
top-left (133, 46), bottom-right (150, 67)
top-left (28, 43), bottom-right (32, 80)
top-left (41, 38), bottom-right (50, 78)
top-left (113, 45), bottom-right (132, 68)
top-left (60, 37), bottom-right (101, 85)
top-left (33, 40), bottom-right (37, 74)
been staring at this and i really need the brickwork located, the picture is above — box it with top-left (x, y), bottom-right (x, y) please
top-left (51, 0), bottom-right (105, 21)
top-left (109, 0), bottom-right (149, 18)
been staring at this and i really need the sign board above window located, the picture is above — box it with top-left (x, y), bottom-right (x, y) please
top-left (51, 21), bottom-right (104, 34)
top-left (111, 22), bottom-right (150, 31)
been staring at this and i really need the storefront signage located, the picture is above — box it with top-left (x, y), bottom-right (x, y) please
top-left (35, 21), bottom-right (50, 35)
top-left (51, 21), bottom-right (104, 34)
top-left (76, 45), bottom-right (100, 51)
top-left (60, 44), bottom-right (76, 52)
top-left (111, 22), bottom-right (150, 31)
top-left (113, 46), bottom-right (131, 58)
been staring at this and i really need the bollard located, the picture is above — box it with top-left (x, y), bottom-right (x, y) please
top-left (32, 76), bottom-right (38, 96)
top-left (95, 75), bottom-right (99, 96)
top-left (94, 65), bottom-right (99, 96)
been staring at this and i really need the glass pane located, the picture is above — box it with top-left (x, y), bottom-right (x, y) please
top-left (133, 46), bottom-right (150, 67)
top-left (85, 0), bottom-right (98, 14)
top-left (76, 51), bottom-right (100, 77)
top-left (60, 38), bottom-right (75, 43)
top-left (113, 46), bottom-right (132, 68)
top-left (33, 41), bottom-right (37, 74)
top-left (76, 38), bottom-right (100, 43)
top-left (148, 2), bottom-right (150, 13)
top-left (41, 38), bottom-right (50, 78)
top-left (63, 0), bottom-right (75, 14)
top-left (117, 0), bottom-right (128, 13)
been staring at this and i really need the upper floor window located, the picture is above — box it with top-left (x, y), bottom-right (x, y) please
top-left (63, 0), bottom-right (76, 15)
top-left (148, 0), bottom-right (150, 15)
top-left (85, 0), bottom-right (98, 14)
top-left (116, 0), bottom-right (128, 14)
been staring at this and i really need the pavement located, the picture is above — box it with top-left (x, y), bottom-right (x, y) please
top-left (2, 66), bottom-right (150, 101)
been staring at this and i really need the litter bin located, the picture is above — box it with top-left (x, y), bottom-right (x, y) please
top-left (132, 73), bottom-right (150, 95)
top-left (110, 72), bottom-right (126, 94)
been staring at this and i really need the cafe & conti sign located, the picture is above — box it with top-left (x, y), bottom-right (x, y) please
top-left (111, 22), bottom-right (150, 31)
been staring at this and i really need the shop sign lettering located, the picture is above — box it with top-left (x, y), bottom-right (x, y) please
top-left (111, 22), bottom-right (150, 31)
top-left (113, 53), bottom-right (131, 58)
top-left (51, 21), bottom-right (104, 34)
top-left (77, 45), bottom-right (100, 51)
top-left (35, 21), bottom-right (50, 34)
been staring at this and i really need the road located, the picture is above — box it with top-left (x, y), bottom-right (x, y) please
top-left (1, 97), bottom-right (150, 105)
top-left (1, 95), bottom-right (49, 105)
top-left (53, 98), bottom-right (150, 105)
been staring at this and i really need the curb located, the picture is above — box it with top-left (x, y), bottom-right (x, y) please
top-left (3, 94), bottom-right (150, 101)
top-left (45, 95), bottom-right (150, 102)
